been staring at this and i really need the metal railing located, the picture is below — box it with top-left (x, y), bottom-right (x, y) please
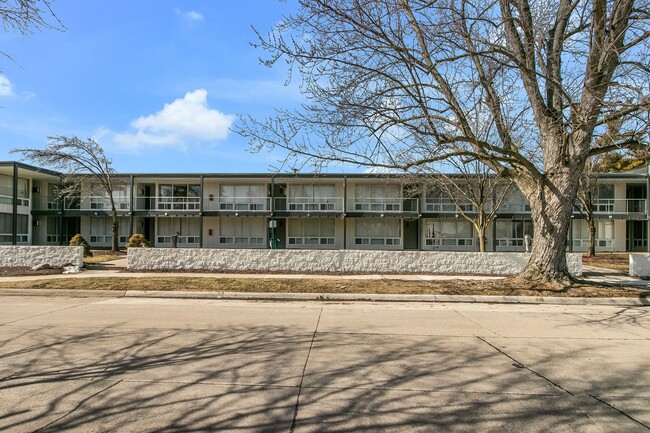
top-left (348, 198), bottom-right (418, 213)
top-left (0, 194), bottom-right (29, 207)
top-left (424, 199), bottom-right (476, 213)
top-left (135, 196), bottom-right (200, 212)
top-left (205, 197), bottom-right (270, 212)
top-left (276, 197), bottom-right (344, 212)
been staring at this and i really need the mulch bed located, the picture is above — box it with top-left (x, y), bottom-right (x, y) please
top-left (0, 267), bottom-right (64, 277)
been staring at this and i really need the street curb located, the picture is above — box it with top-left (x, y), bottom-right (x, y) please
top-left (0, 288), bottom-right (125, 298)
top-left (1, 288), bottom-right (647, 306)
top-left (124, 290), bottom-right (650, 306)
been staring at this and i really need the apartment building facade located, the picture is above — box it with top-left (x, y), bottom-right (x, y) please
top-left (1, 161), bottom-right (649, 253)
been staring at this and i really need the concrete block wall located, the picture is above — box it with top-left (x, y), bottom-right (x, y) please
top-left (0, 246), bottom-right (84, 267)
top-left (128, 248), bottom-right (582, 276)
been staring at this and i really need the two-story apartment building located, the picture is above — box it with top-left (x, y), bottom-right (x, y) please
top-left (1, 161), bottom-right (648, 253)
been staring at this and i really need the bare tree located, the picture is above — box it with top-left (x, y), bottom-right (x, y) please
top-left (408, 159), bottom-right (513, 252)
top-left (1, 0), bottom-right (63, 63)
top-left (238, 0), bottom-right (650, 283)
top-left (12, 136), bottom-right (123, 251)
top-left (577, 149), bottom-right (648, 257)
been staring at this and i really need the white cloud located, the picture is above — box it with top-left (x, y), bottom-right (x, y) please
top-left (173, 8), bottom-right (204, 21)
top-left (0, 75), bottom-right (15, 97)
top-left (103, 89), bottom-right (235, 152)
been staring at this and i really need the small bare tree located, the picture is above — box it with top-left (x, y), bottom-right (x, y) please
top-left (408, 159), bottom-right (513, 252)
top-left (577, 150), bottom-right (648, 257)
top-left (12, 136), bottom-right (123, 251)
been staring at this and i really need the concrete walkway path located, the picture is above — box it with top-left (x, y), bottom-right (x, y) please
top-left (1, 296), bottom-right (648, 432)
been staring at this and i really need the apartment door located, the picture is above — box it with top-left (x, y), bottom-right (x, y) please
top-left (627, 220), bottom-right (647, 251)
top-left (403, 219), bottom-right (419, 249)
top-left (143, 217), bottom-right (155, 245)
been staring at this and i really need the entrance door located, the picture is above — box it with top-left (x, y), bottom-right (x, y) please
top-left (403, 219), bottom-right (419, 249)
top-left (627, 220), bottom-right (647, 251)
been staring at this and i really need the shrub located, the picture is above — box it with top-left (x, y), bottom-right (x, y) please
top-left (126, 233), bottom-right (151, 248)
top-left (69, 234), bottom-right (93, 257)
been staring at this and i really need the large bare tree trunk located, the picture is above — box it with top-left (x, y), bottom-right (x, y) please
top-left (518, 166), bottom-right (582, 283)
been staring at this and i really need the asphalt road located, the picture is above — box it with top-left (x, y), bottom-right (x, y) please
top-left (0, 295), bottom-right (649, 432)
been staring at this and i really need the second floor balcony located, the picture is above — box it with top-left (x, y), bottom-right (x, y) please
top-left (574, 199), bottom-right (647, 214)
top-left (424, 198), bottom-right (476, 213)
top-left (135, 196), bottom-right (200, 212)
top-left (348, 198), bottom-right (419, 213)
top-left (205, 196), bottom-right (269, 212)
top-left (275, 196), bottom-right (344, 212)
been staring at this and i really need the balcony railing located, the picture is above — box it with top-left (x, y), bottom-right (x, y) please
top-left (275, 197), bottom-right (344, 212)
top-left (205, 197), bottom-right (270, 212)
top-left (424, 199), bottom-right (476, 213)
top-left (348, 198), bottom-right (419, 213)
top-left (54, 196), bottom-right (131, 211)
top-left (135, 196), bottom-right (200, 212)
top-left (573, 199), bottom-right (647, 214)
top-left (498, 203), bottom-right (531, 213)
top-left (0, 194), bottom-right (29, 207)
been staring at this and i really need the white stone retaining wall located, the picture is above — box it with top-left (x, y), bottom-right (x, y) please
top-left (0, 246), bottom-right (84, 268)
top-left (629, 254), bottom-right (649, 277)
top-left (128, 248), bottom-right (582, 276)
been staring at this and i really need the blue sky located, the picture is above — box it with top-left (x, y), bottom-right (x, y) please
top-left (0, 0), bottom-right (333, 174)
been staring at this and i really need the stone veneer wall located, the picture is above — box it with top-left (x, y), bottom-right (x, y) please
top-left (0, 246), bottom-right (84, 268)
top-left (128, 248), bottom-right (582, 276)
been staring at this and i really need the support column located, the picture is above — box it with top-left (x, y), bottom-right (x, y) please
top-left (199, 175), bottom-right (204, 248)
top-left (568, 217), bottom-right (574, 253)
top-left (491, 217), bottom-right (497, 252)
top-left (129, 175), bottom-right (135, 239)
top-left (11, 163), bottom-right (18, 245)
top-left (343, 176), bottom-right (347, 250)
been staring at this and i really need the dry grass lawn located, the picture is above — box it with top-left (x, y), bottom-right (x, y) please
top-left (0, 276), bottom-right (646, 298)
top-left (582, 253), bottom-right (630, 273)
top-left (84, 250), bottom-right (127, 264)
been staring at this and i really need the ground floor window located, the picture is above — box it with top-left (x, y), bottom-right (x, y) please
top-left (571, 219), bottom-right (614, 248)
top-left (219, 218), bottom-right (265, 246)
top-left (496, 219), bottom-right (533, 247)
top-left (424, 219), bottom-right (473, 247)
top-left (354, 219), bottom-right (401, 246)
top-left (288, 218), bottom-right (335, 246)
top-left (89, 217), bottom-right (131, 244)
top-left (0, 213), bottom-right (28, 243)
top-left (157, 217), bottom-right (201, 245)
